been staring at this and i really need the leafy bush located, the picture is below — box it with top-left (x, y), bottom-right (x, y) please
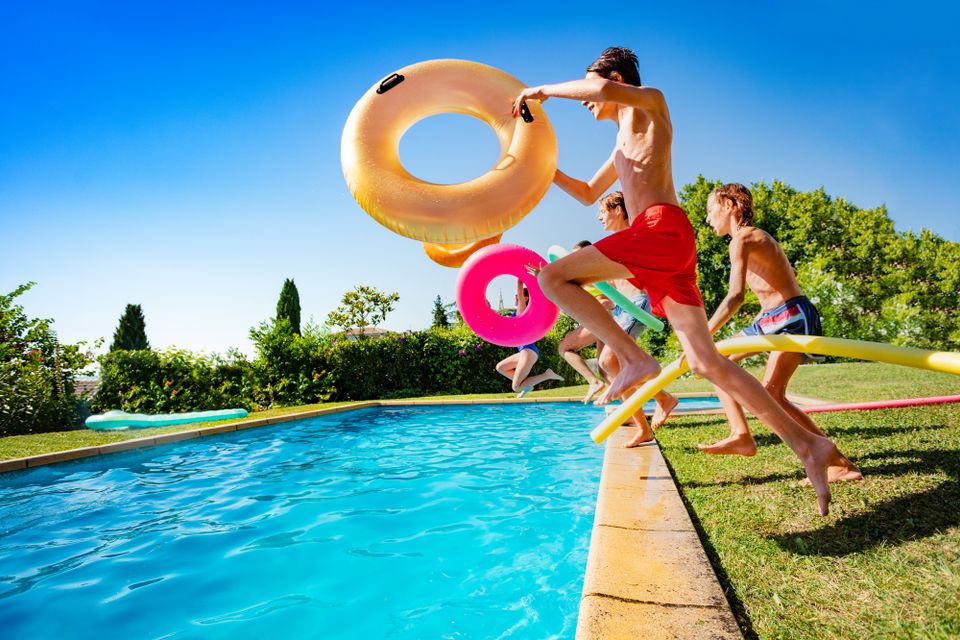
top-left (92, 348), bottom-right (253, 414)
top-left (248, 318), bottom-right (331, 408)
top-left (326, 323), bottom-right (576, 400)
top-left (1, 283), bottom-right (91, 436)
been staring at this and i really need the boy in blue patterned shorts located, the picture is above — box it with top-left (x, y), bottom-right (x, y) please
top-left (700, 183), bottom-right (861, 482)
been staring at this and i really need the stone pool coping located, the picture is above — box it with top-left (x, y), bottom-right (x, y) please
top-left (574, 426), bottom-right (742, 639)
top-left (0, 394), bottom-right (765, 637)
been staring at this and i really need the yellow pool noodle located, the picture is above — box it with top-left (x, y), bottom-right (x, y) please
top-left (591, 334), bottom-right (960, 444)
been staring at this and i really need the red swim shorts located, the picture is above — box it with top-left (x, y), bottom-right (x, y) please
top-left (593, 203), bottom-right (703, 317)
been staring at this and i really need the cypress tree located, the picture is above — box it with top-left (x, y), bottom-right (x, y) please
top-left (277, 278), bottom-right (302, 335)
top-left (431, 295), bottom-right (449, 329)
top-left (110, 304), bottom-right (150, 351)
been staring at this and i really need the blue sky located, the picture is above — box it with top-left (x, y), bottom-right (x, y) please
top-left (2, 1), bottom-right (958, 356)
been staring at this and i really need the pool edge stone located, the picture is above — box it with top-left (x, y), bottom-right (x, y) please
top-left (575, 426), bottom-right (743, 639)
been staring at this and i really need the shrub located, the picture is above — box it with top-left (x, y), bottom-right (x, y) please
top-left (92, 348), bottom-right (254, 414)
top-left (0, 283), bottom-right (91, 436)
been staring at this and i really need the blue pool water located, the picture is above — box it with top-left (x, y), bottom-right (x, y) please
top-left (0, 403), bottom-right (610, 639)
top-left (640, 395), bottom-right (721, 413)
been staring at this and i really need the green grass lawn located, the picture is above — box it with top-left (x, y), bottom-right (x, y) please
top-left (655, 362), bottom-right (960, 639)
top-left (2, 361), bottom-right (958, 638)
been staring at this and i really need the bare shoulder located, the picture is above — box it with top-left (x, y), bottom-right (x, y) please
top-left (738, 226), bottom-right (774, 246)
top-left (729, 227), bottom-right (767, 255)
top-left (607, 82), bottom-right (667, 112)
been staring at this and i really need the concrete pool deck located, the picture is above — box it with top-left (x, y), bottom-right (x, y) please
top-left (0, 395), bottom-right (762, 637)
top-left (575, 426), bottom-right (742, 639)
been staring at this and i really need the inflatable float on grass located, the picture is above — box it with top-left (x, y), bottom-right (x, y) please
top-left (85, 408), bottom-right (248, 430)
top-left (592, 335), bottom-right (960, 444)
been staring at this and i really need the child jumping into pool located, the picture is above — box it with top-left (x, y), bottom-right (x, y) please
top-left (512, 46), bottom-right (858, 514)
top-left (495, 279), bottom-right (563, 397)
top-left (699, 184), bottom-right (862, 480)
top-left (557, 240), bottom-right (609, 403)
top-left (593, 192), bottom-right (679, 446)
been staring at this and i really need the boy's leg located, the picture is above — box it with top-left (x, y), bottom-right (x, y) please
top-left (495, 353), bottom-right (521, 381)
top-left (763, 351), bottom-right (826, 436)
top-left (698, 386), bottom-right (757, 456)
top-left (538, 248), bottom-right (661, 404)
top-left (559, 326), bottom-right (603, 401)
top-left (598, 345), bottom-right (655, 447)
top-left (764, 351), bottom-right (862, 482)
top-left (664, 298), bottom-right (850, 516)
top-left (650, 391), bottom-right (678, 429)
top-left (510, 349), bottom-right (539, 393)
top-left (517, 368), bottom-right (564, 394)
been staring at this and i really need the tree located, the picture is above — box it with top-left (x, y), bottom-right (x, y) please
top-left (1, 282), bottom-right (92, 436)
top-left (326, 286), bottom-right (400, 336)
top-left (110, 304), bottom-right (150, 351)
top-left (276, 278), bottom-right (302, 335)
top-left (679, 175), bottom-right (960, 352)
top-left (431, 295), bottom-right (449, 329)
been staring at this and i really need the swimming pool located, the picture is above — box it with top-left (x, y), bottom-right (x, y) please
top-left (0, 403), bottom-right (606, 638)
top-left (638, 394), bottom-right (722, 413)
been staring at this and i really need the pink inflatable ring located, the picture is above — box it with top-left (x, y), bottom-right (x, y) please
top-left (456, 244), bottom-right (559, 347)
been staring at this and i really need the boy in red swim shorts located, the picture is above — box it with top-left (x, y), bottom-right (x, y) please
top-left (512, 46), bottom-right (858, 515)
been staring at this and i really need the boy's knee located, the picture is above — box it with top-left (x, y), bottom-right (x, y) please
top-left (598, 348), bottom-right (617, 372)
top-left (763, 381), bottom-right (787, 400)
top-left (537, 264), bottom-right (563, 297)
top-left (687, 352), bottom-right (724, 380)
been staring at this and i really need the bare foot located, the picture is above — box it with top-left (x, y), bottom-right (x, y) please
top-left (597, 360), bottom-right (658, 405)
top-left (697, 433), bottom-right (757, 456)
top-left (624, 420), bottom-right (655, 448)
top-left (543, 369), bottom-right (563, 383)
top-left (516, 389), bottom-right (528, 398)
top-left (798, 435), bottom-right (839, 516)
top-left (801, 454), bottom-right (863, 485)
top-left (582, 380), bottom-right (605, 404)
top-left (651, 393), bottom-right (679, 429)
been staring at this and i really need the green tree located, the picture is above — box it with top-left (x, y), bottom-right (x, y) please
top-left (679, 176), bottom-right (960, 351)
top-left (276, 278), bottom-right (302, 335)
top-left (1, 282), bottom-right (92, 435)
top-left (431, 295), bottom-right (449, 329)
top-left (326, 286), bottom-right (400, 336)
top-left (110, 304), bottom-right (150, 351)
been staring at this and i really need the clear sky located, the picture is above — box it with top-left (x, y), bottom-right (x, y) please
top-left (2, 1), bottom-right (958, 357)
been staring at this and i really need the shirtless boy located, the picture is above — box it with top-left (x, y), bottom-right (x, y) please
top-left (557, 240), bottom-right (609, 403)
top-left (593, 192), bottom-right (678, 445)
top-left (512, 46), bottom-right (857, 514)
top-left (699, 184), bottom-right (862, 481)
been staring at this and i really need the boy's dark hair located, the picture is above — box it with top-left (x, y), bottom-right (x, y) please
top-left (711, 183), bottom-right (755, 226)
top-left (587, 47), bottom-right (641, 86)
top-left (599, 191), bottom-right (629, 223)
top-left (573, 240), bottom-right (592, 249)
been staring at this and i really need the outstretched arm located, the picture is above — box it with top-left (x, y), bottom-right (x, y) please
top-left (707, 237), bottom-right (750, 335)
top-left (553, 152), bottom-right (618, 205)
top-left (512, 78), bottom-right (665, 117)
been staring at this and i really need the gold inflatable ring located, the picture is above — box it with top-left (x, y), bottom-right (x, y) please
top-left (341, 59), bottom-right (558, 246)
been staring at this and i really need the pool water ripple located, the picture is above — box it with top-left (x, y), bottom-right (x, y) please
top-left (0, 403), bottom-right (605, 638)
